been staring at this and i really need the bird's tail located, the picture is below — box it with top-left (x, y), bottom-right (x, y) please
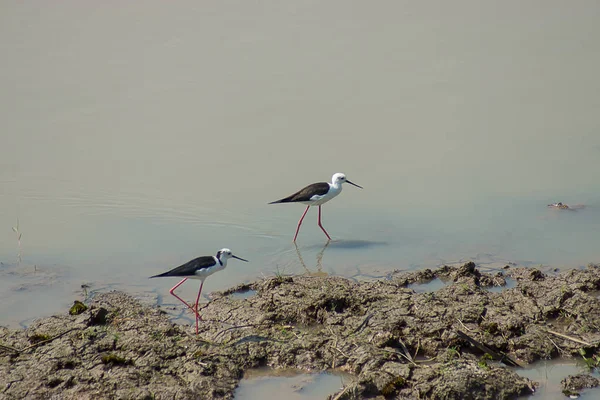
top-left (268, 197), bottom-right (292, 204)
top-left (149, 271), bottom-right (170, 278)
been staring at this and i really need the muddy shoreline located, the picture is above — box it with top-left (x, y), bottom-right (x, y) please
top-left (1, 263), bottom-right (599, 399)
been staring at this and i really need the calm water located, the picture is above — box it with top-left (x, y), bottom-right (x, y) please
top-left (517, 359), bottom-right (600, 399)
top-left (2, 1), bottom-right (600, 329)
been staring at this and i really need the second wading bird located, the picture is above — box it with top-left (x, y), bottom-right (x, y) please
top-left (269, 173), bottom-right (362, 241)
top-left (150, 248), bottom-right (248, 334)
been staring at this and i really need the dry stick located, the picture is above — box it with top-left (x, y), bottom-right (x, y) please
top-left (546, 335), bottom-right (566, 356)
top-left (456, 318), bottom-right (475, 333)
top-left (413, 338), bottom-right (421, 360)
top-left (214, 322), bottom-right (270, 339)
top-left (0, 328), bottom-right (77, 354)
top-left (349, 313), bottom-right (373, 336)
top-left (327, 325), bottom-right (338, 369)
top-left (397, 337), bottom-right (413, 362)
top-left (456, 330), bottom-right (521, 367)
top-left (0, 343), bottom-right (20, 354)
top-left (327, 326), bottom-right (351, 359)
top-left (331, 384), bottom-right (352, 400)
top-left (379, 347), bottom-right (418, 366)
top-left (545, 330), bottom-right (592, 347)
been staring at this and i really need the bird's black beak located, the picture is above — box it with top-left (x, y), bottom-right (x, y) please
top-left (232, 255), bottom-right (249, 262)
top-left (346, 180), bottom-right (363, 189)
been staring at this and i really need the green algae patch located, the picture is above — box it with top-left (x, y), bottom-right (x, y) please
top-left (69, 300), bottom-right (88, 316)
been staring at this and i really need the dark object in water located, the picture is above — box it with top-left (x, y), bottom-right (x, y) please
top-left (548, 202), bottom-right (570, 210)
top-left (547, 202), bottom-right (586, 211)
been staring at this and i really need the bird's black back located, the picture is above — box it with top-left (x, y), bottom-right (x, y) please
top-left (269, 182), bottom-right (330, 204)
top-left (150, 255), bottom-right (218, 278)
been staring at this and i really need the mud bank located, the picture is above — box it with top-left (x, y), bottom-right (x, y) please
top-left (1, 263), bottom-right (599, 399)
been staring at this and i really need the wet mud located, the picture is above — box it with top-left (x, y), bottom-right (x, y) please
top-left (1, 262), bottom-right (600, 399)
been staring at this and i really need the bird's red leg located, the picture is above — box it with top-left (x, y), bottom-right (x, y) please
top-left (317, 205), bottom-right (332, 240)
top-left (169, 278), bottom-right (197, 315)
top-left (293, 205), bottom-right (310, 242)
top-left (194, 280), bottom-right (205, 334)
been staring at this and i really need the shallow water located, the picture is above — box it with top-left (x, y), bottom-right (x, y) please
top-left (408, 277), bottom-right (447, 293)
top-left (235, 368), bottom-right (352, 400)
top-left (1, 1), bottom-right (600, 326)
top-left (516, 359), bottom-right (600, 399)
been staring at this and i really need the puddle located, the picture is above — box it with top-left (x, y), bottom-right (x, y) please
top-left (486, 277), bottom-right (517, 293)
top-left (408, 278), bottom-right (447, 293)
top-left (234, 368), bottom-right (352, 400)
top-left (228, 289), bottom-right (257, 300)
top-left (515, 358), bottom-right (600, 399)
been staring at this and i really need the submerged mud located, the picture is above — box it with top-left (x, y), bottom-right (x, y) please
top-left (1, 263), bottom-right (600, 399)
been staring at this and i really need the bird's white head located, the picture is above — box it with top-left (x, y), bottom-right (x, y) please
top-left (216, 248), bottom-right (249, 263)
top-left (332, 173), bottom-right (347, 185)
top-left (331, 173), bottom-right (363, 189)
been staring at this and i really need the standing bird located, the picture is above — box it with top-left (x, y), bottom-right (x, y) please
top-left (150, 248), bottom-right (248, 334)
top-left (269, 173), bottom-right (362, 241)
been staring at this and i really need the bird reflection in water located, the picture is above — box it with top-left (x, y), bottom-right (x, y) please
top-left (294, 241), bottom-right (330, 277)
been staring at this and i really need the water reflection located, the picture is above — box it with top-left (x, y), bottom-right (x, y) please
top-left (408, 278), bottom-right (447, 293)
top-left (515, 358), bottom-right (600, 399)
top-left (235, 368), bottom-right (352, 400)
top-left (306, 240), bottom-right (387, 250)
top-left (295, 241), bottom-right (330, 277)
top-left (2, 1), bottom-right (600, 330)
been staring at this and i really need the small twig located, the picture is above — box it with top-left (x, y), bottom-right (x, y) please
top-left (456, 330), bottom-right (521, 367)
top-left (1, 328), bottom-right (77, 354)
top-left (214, 322), bottom-right (270, 339)
top-left (21, 328), bottom-right (77, 352)
top-left (333, 345), bottom-right (351, 359)
top-left (413, 338), bottom-right (421, 360)
top-left (456, 319), bottom-right (475, 333)
top-left (349, 313), bottom-right (373, 336)
top-left (379, 347), bottom-right (417, 366)
top-left (397, 337), bottom-right (413, 362)
top-left (331, 384), bottom-right (352, 400)
top-left (546, 330), bottom-right (592, 347)
top-left (327, 325), bottom-right (338, 368)
top-left (0, 343), bottom-right (20, 354)
top-left (546, 335), bottom-right (566, 356)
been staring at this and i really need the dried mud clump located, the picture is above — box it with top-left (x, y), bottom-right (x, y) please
top-left (1, 263), bottom-right (600, 399)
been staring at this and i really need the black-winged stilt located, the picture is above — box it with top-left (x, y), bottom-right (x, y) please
top-left (269, 173), bottom-right (362, 241)
top-left (150, 248), bottom-right (248, 333)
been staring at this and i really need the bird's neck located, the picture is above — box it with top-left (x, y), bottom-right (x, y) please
top-left (330, 182), bottom-right (343, 191)
top-left (214, 256), bottom-right (224, 266)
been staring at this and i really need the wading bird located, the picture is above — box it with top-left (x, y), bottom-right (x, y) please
top-left (269, 173), bottom-right (362, 241)
top-left (150, 248), bottom-right (248, 333)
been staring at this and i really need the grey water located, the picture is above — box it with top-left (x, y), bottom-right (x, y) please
top-left (1, 0), bottom-right (600, 334)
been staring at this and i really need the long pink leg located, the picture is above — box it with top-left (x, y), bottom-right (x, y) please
top-left (293, 205), bottom-right (310, 242)
top-left (194, 280), bottom-right (205, 334)
top-left (317, 205), bottom-right (332, 240)
top-left (169, 278), bottom-right (198, 315)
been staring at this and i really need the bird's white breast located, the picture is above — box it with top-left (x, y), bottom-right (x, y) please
top-left (302, 184), bottom-right (341, 206)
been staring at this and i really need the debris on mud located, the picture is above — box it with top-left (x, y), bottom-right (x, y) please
top-left (68, 300), bottom-right (88, 316)
top-left (1, 262), bottom-right (599, 399)
top-left (561, 373), bottom-right (599, 398)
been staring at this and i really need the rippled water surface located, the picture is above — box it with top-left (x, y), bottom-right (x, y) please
top-left (1, 1), bottom-right (600, 327)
